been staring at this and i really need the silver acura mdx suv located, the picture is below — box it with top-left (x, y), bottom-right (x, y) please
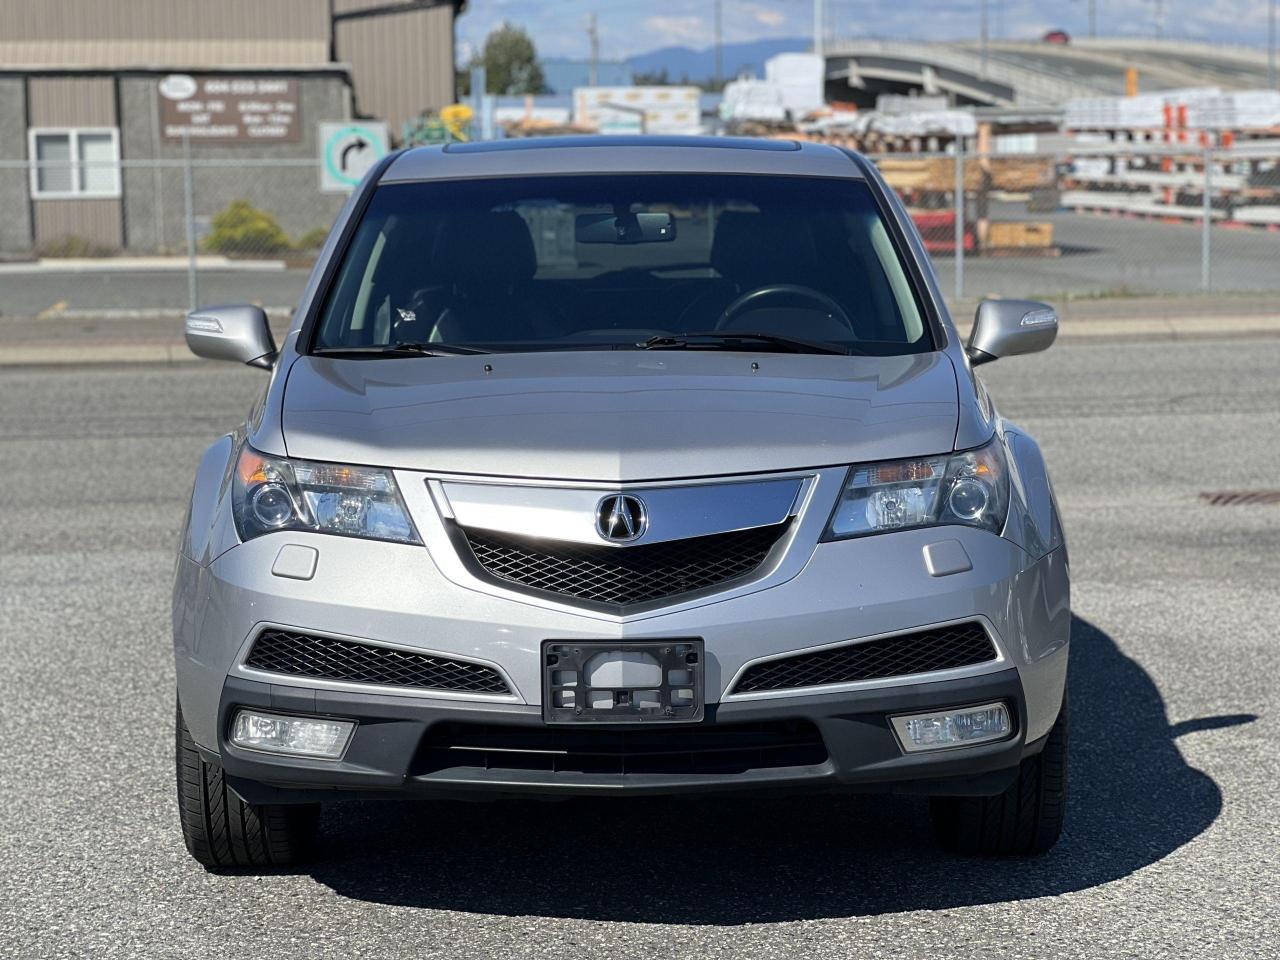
top-left (174, 136), bottom-right (1068, 871)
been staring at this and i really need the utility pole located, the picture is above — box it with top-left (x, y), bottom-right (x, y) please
top-left (587, 12), bottom-right (599, 87)
top-left (1089, 0), bottom-right (1097, 39)
top-left (714, 0), bottom-right (723, 87)
top-left (1270, 0), bottom-right (1277, 90)
top-left (814, 0), bottom-right (824, 60)
top-left (1154, 0), bottom-right (1165, 40)
top-left (979, 0), bottom-right (988, 78)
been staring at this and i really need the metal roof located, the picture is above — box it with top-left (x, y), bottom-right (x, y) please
top-left (382, 136), bottom-right (864, 182)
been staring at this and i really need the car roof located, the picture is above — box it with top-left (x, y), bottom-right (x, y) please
top-left (381, 135), bottom-right (864, 183)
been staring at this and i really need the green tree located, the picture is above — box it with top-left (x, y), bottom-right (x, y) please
top-left (473, 22), bottom-right (546, 95)
top-left (632, 68), bottom-right (671, 86)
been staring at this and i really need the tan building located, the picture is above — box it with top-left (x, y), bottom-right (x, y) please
top-left (0, 0), bottom-right (462, 254)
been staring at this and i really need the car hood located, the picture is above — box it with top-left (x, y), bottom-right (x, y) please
top-left (280, 350), bottom-right (959, 482)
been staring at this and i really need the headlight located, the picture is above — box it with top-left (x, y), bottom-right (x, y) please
top-left (232, 445), bottom-right (420, 544)
top-left (823, 437), bottom-right (1009, 540)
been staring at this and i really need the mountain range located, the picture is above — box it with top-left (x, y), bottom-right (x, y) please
top-left (628, 37), bottom-right (812, 83)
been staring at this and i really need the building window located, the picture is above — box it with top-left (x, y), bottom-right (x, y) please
top-left (28, 128), bottom-right (121, 199)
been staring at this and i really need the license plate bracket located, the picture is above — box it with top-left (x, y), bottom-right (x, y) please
top-left (542, 640), bottom-right (704, 724)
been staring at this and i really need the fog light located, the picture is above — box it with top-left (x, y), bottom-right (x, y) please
top-left (230, 710), bottom-right (355, 759)
top-left (890, 702), bottom-right (1011, 753)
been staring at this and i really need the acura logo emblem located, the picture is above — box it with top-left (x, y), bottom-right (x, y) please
top-left (596, 494), bottom-right (648, 542)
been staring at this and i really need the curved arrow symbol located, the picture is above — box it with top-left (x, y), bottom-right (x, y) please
top-left (339, 136), bottom-right (370, 172)
top-left (323, 125), bottom-right (386, 188)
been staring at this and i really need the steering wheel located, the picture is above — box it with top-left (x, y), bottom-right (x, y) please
top-left (715, 284), bottom-right (854, 333)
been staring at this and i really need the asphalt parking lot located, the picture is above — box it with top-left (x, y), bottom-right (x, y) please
top-left (1, 337), bottom-right (1277, 958)
top-left (2, 205), bottom-right (1279, 324)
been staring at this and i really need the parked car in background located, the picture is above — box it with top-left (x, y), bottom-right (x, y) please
top-left (175, 136), bottom-right (1069, 871)
top-left (1043, 29), bottom-right (1071, 44)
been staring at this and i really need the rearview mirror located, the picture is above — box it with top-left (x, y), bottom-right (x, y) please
top-left (966, 299), bottom-right (1058, 365)
top-left (575, 211), bottom-right (676, 244)
top-left (185, 304), bottom-right (277, 369)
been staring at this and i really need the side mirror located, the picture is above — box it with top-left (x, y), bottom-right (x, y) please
top-left (185, 304), bottom-right (277, 369)
top-left (966, 299), bottom-right (1058, 366)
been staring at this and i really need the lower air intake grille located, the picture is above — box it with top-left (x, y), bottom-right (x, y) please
top-left (731, 622), bottom-right (996, 694)
top-left (244, 630), bottom-right (509, 694)
top-left (460, 522), bottom-right (789, 608)
top-left (416, 720), bottom-right (828, 777)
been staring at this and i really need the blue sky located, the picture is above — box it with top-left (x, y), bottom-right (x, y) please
top-left (456, 1), bottom-right (1279, 62)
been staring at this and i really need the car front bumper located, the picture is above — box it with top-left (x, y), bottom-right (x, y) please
top-left (175, 521), bottom-right (1068, 800)
top-left (215, 667), bottom-right (1043, 803)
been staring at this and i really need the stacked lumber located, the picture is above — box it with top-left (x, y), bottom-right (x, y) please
top-left (500, 117), bottom-right (594, 138)
top-left (1186, 91), bottom-right (1280, 130)
top-left (875, 157), bottom-right (1053, 193)
top-left (989, 157), bottom-right (1055, 192)
top-left (987, 221), bottom-right (1054, 249)
top-left (877, 157), bottom-right (977, 192)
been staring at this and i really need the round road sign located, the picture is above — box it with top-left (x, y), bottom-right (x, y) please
top-left (321, 123), bottom-right (388, 191)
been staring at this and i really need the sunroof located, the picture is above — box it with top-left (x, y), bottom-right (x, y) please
top-left (443, 135), bottom-right (801, 154)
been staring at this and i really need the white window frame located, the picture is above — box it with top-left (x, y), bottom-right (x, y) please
top-left (28, 127), bottom-right (122, 200)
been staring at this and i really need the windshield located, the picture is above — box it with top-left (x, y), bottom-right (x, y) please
top-left (312, 174), bottom-right (932, 356)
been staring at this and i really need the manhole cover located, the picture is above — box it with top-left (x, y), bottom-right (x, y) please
top-left (1199, 491), bottom-right (1280, 506)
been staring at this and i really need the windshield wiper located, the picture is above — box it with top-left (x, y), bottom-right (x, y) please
top-left (313, 341), bottom-right (490, 358)
top-left (641, 332), bottom-right (854, 355)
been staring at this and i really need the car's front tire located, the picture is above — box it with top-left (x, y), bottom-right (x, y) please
top-left (929, 695), bottom-right (1068, 856)
top-left (175, 701), bottom-right (320, 870)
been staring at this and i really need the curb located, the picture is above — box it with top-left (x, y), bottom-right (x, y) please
top-left (1, 342), bottom-right (199, 366)
top-left (20, 306), bottom-right (294, 322)
top-left (0, 257), bottom-right (289, 274)
top-left (3, 314), bottom-right (1280, 367)
top-left (1052, 315), bottom-right (1280, 340)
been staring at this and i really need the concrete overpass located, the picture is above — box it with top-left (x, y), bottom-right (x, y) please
top-left (824, 38), bottom-right (1279, 107)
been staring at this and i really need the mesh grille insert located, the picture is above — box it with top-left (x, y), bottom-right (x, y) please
top-left (460, 522), bottom-right (789, 607)
top-left (732, 622), bottom-right (996, 693)
top-left (244, 630), bottom-right (509, 694)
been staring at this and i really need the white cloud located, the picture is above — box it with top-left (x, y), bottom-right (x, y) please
top-left (642, 15), bottom-right (708, 46)
top-left (456, 1), bottom-right (1280, 66)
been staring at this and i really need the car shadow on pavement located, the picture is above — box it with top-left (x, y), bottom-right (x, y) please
top-left (308, 615), bottom-right (1252, 922)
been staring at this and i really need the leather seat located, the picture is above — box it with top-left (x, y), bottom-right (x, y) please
top-left (680, 211), bottom-right (851, 339)
top-left (429, 211), bottom-right (559, 343)
top-left (711, 210), bottom-right (821, 288)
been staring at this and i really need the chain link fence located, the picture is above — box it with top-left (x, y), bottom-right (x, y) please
top-left (0, 154), bottom-right (345, 323)
top-left (2, 144), bottom-right (1279, 324)
top-left (865, 143), bottom-right (1280, 316)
